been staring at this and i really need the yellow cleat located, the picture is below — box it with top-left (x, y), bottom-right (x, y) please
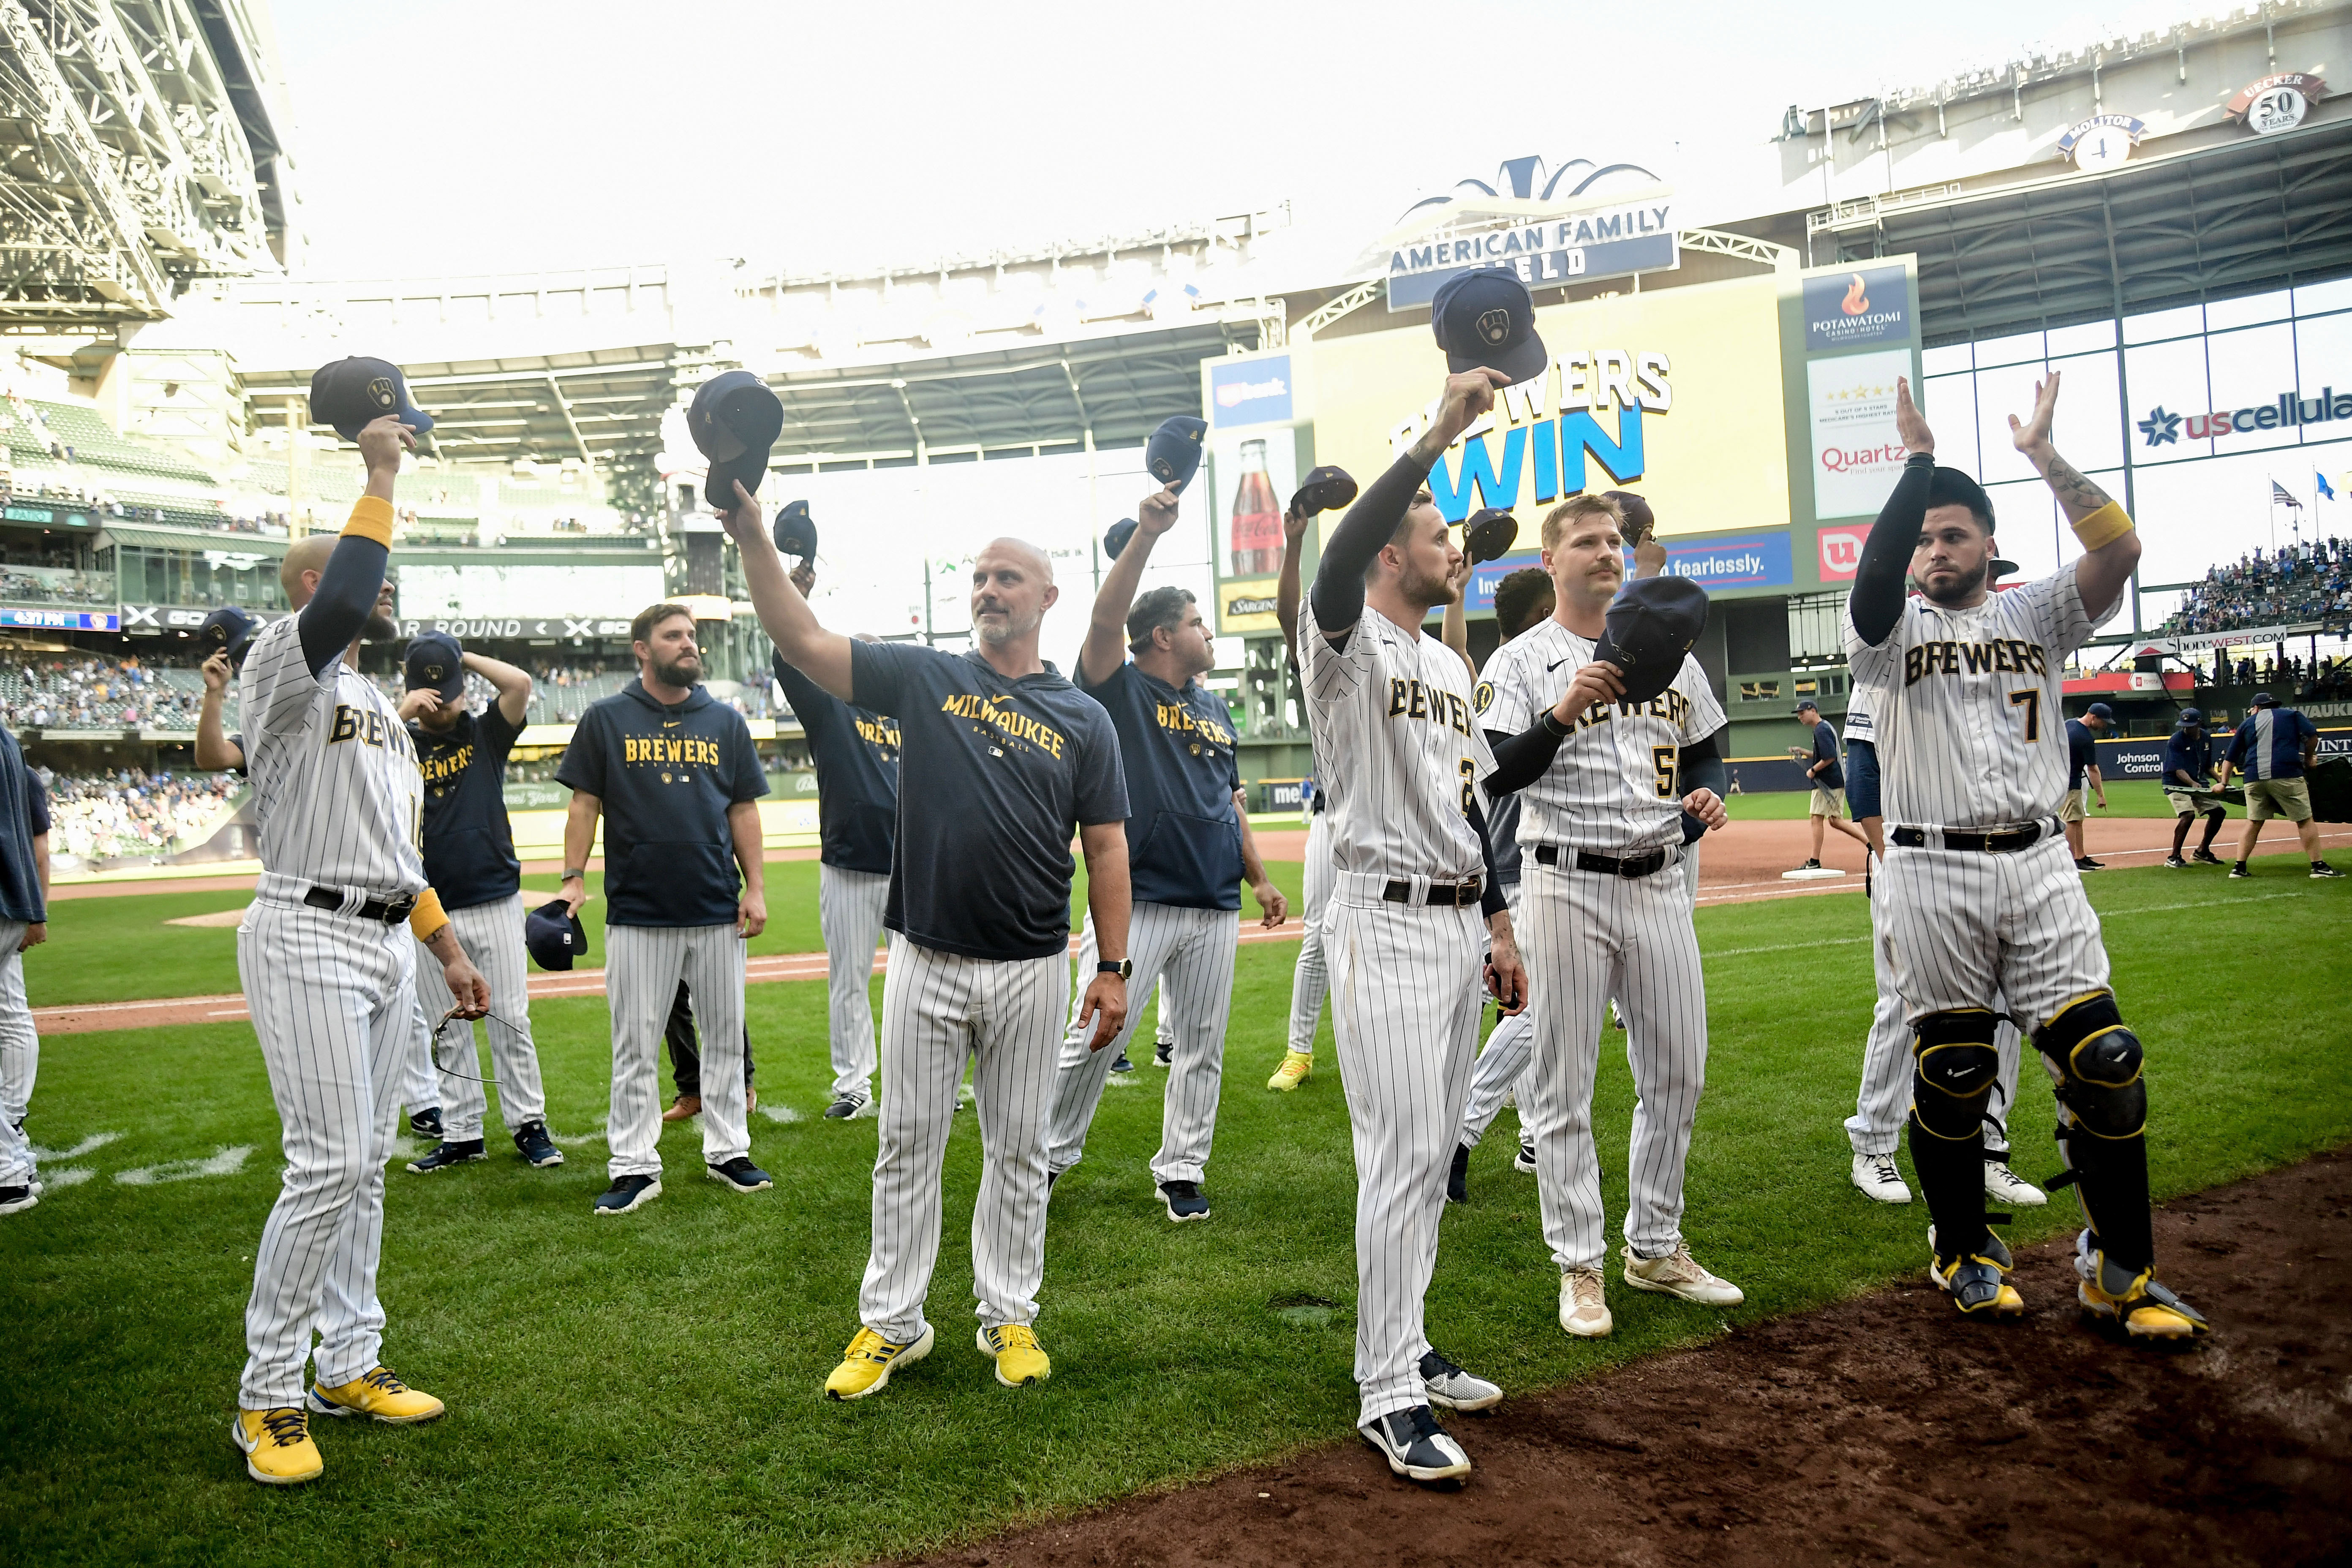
top-left (1927, 1228), bottom-right (2025, 1318)
top-left (231, 1406), bottom-right (324, 1486)
top-left (825, 1323), bottom-right (934, 1400)
top-left (308, 1365), bottom-right (446, 1424)
top-left (2077, 1242), bottom-right (2209, 1340)
top-left (977, 1323), bottom-right (1051, 1388)
top-left (1266, 1051), bottom-right (1312, 1092)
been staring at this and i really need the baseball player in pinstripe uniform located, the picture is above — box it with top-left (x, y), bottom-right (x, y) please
top-left (1847, 372), bottom-right (2205, 1338)
top-left (556, 603), bottom-right (773, 1215)
top-left (1045, 485), bottom-right (1288, 1221)
top-left (1477, 493), bottom-right (1742, 1343)
top-left (1304, 368), bottom-right (1529, 1484)
top-left (1268, 501), bottom-right (1333, 1092)
top-left (0, 723), bottom-right (47, 1218)
top-left (229, 414), bottom-right (490, 1486)
top-left (395, 635), bottom-right (561, 1174)
top-left (720, 484), bottom-right (1132, 1399)
top-left (771, 560), bottom-right (899, 1119)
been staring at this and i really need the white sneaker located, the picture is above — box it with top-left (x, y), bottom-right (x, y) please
top-left (1513, 1137), bottom-right (1537, 1174)
top-left (1559, 1266), bottom-right (1613, 1337)
top-left (1984, 1158), bottom-right (2047, 1206)
top-left (1622, 1243), bottom-right (1745, 1307)
top-left (1851, 1151), bottom-right (1912, 1204)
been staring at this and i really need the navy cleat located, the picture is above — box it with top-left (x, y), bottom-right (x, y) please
top-left (407, 1106), bottom-right (442, 1140)
top-left (707, 1156), bottom-right (772, 1193)
top-left (1157, 1179), bottom-right (1210, 1222)
top-left (1360, 1404), bottom-right (1471, 1484)
top-left (593, 1174), bottom-right (661, 1215)
top-left (512, 1121), bottom-right (563, 1168)
top-left (406, 1138), bottom-right (485, 1175)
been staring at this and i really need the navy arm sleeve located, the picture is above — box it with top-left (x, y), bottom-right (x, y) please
top-left (1677, 730), bottom-right (1727, 842)
top-left (296, 534), bottom-right (389, 680)
top-left (1310, 446), bottom-right (1436, 637)
top-left (1483, 720), bottom-right (1567, 796)
top-left (1465, 794), bottom-right (1506, 919)
top-left (1847, 453), bottom-right (1937, 648)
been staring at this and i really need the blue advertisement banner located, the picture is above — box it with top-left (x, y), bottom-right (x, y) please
top-left (0, 605), bottom-right (118, 631)
top-left (1208, 355), bottom-right (1293, 427)
top-left (1461, 531), bottom-right (1793, 610)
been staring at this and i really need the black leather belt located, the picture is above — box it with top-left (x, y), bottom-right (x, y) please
top-left (303, 885), bottom-right (418, 924)
top-left (1890, 824), bottom-right (2044, 853)
top-left (1533, 844), bottom-right (1669, 879)
top-left (1382, 876), bottom-right (1483, 907)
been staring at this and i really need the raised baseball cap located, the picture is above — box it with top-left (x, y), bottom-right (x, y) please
top-left (1290, 465), bottom-right (1357, 518)
top-left (2249, 690), bottom-right (2277, 708)
top-left (1102, 517), bottom-right (1139, 561)
top-left (196, 606), bottom-right (261, 667)
top-left (1145, 416), bottom-right (1209, 493)
top-left (689, 370), bottom-right (784, 510)
top-left (1430, 269), bottom-right (1549, 385)
top-left (403, 632), bottom-right (466, 704)
top-left (1462, 507), bottom-right (1518, 564)
top-left (773, 499), bottom-right (817, 561)
top-left (2086, 702), bottom-right (2114, 720)
top-left (1593, 575), bottom-right (1709, 708)
top-left (524, 898), bottom-right (587, 972)
top-left (1601, 490), bottom-right (1655, 545)
top-left (309, 357), bottom-right (434, 443)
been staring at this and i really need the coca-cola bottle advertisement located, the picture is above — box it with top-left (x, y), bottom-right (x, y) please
top-left (1222, 435), bottom-right (1294, 578)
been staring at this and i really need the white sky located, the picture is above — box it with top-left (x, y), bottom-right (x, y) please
top-left (272, 0), bottom-right (2190, 281)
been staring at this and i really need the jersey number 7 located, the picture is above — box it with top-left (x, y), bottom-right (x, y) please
top-left (2007, 689), bottom-right (2042, 743)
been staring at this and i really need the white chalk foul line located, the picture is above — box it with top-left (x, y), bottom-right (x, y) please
top-left (114, 1145), bottom-right (253, 1186)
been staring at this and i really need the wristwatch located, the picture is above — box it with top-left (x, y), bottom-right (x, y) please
top-left (561, 866), bottom-right (586, 882)
top-left (1097, 958), bottom-right (1132, 980)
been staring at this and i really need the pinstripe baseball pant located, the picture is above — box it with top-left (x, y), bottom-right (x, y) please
top-left (1520, 850), bottom-right (1711, 1271)
top-left (818, 864), bottom-right (887, 1102)
top-left (236, 890), bottom-right (417, 1407)
top-left (0, 922), bottom-right (38, 1188)
top-left (1880, 832), bottom-right (2110, 1027)
top-left (859, 938), bottom-right (1066, 1340)
top-left (413, 894), bottom-right (547, 1141)
top-left (1045, 903), bottom-right (1238, 1184)
top-left (397, 989), bottom-right (438, 1114)
top-left (1286, 810), bottom-right (1335, 1055)
top-left (1847, 854), bottom-right (2022, 1157)
top-left (1327, 873), bottom-right (1484, 1424)
top-left (1457, 882), bottom-right (1528, 1149)
top-left (604, 923), bottom-right (749, 1180)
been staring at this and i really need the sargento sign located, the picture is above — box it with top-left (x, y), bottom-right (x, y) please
top-left (2138, 387), bottom-right (2352, 445)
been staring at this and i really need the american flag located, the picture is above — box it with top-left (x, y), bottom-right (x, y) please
top-left (2271, 479), bottom-right (2303, 509)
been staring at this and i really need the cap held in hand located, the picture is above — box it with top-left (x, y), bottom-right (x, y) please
top-left (689, 370), bottom-right (784, 510)
top-left (525, 898), bottom-right (588, 972)
top-left (1145, 416), bottom-right (1209, 493)
top-left (1592, 575), bottom-right (1709, 708)
top-left (1430, 270), bottom-right (1549, 385)
top-left (1103, 518), bottom-right (1139, 561)
top-left (1289, 465), bottom-right (1358, 518)
top-left (1462, 507), bottom-right (1519, 564)
top-left (1602, 490), bottom-right (1655, 546)
top-left (773, 499), bottom-right (817, 561)
top-left (196, 606), bottom-right (261, 667)
top-left (309, 357), bottom-right (434, 443)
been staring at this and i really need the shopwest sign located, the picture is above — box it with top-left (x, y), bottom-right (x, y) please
top-left (1382, 157), bottom-right (1678, 310)
top-left (2137, 386), bottom-right (2352, 445)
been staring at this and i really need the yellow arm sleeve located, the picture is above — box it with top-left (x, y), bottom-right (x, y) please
top-left (407, 887), bottom-right (449, 943)
top-left (2069, 500), bottom-right (2134, 552)
top-left (342, 493), bottom-right (396, 548)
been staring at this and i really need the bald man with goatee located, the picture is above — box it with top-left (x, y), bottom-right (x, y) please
top-left (721, 490), bottom-right (1130, 1397)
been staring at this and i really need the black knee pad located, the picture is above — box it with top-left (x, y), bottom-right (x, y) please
top-left (1911, 1009), bottom-right (2000, 1141)
top-left (2035, 991), bottom-right (2146, 1138)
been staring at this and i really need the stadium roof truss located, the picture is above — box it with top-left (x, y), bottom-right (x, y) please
top-left (0, 0), bottom-right (286, 328)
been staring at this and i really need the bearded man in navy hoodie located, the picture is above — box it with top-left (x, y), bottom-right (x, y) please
top-left (557, 602), bottom-right (773, 1215)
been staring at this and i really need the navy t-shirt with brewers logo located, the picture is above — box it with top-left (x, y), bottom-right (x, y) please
top-left (408, 703), bottom-right (524, 911)
top-left (1077, 661), bottom-right (1242, 911)
top-left (773, 652), bottom-right (898, 875)
top-left (850, 641), bottom-right (1127, 961)
top-left (555, 679), bottom-right (768, 928)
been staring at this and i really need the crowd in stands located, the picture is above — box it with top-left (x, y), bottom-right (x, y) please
top-left (36, 766), bottom-right (239, 863)
top-left (0, 565), bottom-right (112, 606)
top-left (2167, 535), bottom-right (2352, 635)
top-left (5, 654), bottom-right (209, 731)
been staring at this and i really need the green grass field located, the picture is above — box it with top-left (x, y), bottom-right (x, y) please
top-left (5, 867), bottom-right (2347, 1567)
top-left (1721, 778), bottom-right (2191, 820)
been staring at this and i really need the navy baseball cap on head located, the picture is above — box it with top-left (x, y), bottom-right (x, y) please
top-left (1795, 699), bottom-right (1819, 714)
top-left (1145, 416), bottom-right (1209, 492)
top-left (309, 357), bottom-right (434, 443)
top-left (1593, 575), bottom-right (1708, 708)
top-left (1430, 269), bottom-right (1549, 385)
top-left (525, 898), bottom-right (587, 972)
top-left (196, 606), bottom-right (260, 666)
top-left (1102, 517), bottom-right (1139, 561)
top-left (2179, 708), bottom-right (2204, 725)
top-left (773, 499), bottom-right (817, 560)
top-left (1290, 465), bottom-right (1357, 518)
top-left (2086, 702), bottom-right (2114, 720)
top-left (403, 632), bottom-right (466, 703)
top-left (1462, 507), bottom-right (1518, 564)
top-left (2250, 690), bottom-right (2276, 708)
top-left (1988, 555), bottom-right (2020, 580)
top-left (689, 370), bottom-right (784, 510)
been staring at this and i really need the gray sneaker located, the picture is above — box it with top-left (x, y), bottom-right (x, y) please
top-left (1418, 1348), bottom-right (1501, 1412)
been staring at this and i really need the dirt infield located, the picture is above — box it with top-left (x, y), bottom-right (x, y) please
top-left (893, 1148), bottom-right (2352, 1568)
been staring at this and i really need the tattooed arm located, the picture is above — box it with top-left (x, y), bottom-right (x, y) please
top-left (2010, 370), bottom-right (2140, 619)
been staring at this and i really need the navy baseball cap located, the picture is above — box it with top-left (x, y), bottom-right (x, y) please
top-left (1462, 507), bottom-right (1518, 564)
top-left (2178, 708), bottom-right (2204, 726)
top-left (1145, 416), bottom-right (1209, 493)
top-left (309, 357), bottom-right (434, 443)
top-left (1602, 489), bottom-right (1655, 544)
top-left (2250, 690), bottom-right (2277, 708)
top-left (196, 606), bottom-right (260, 667)
top-left (524, 898), bottom-right (587, 972)
top-left (1988, 555), bottom-right (2020, 580)
top-left (773, 499), bottom-right (817, 561)
top-left (1430, 270), bottom-right (1549, 385)
top-left (1796, 699), bottom-right (1820, 714)
top-left (1593, 575), bottom-right (1708, 708)
top-left (1290, 465), bottom-right (1357, 518)
top-left (403, 632), bottom-right (466, 703)
top-left (689, 370), bottom-right (784, 510)
top-left (1102, 517), bottom-right (1139, 561)
top-left (2086, 702), bottom-right (2114, 720)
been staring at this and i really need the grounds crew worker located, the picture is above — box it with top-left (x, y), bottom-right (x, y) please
top-left (719, 480), bottom-right (1131, 1400)
top-left (396, 634), bottom-right (563, 1174)
top-left (230, 407), bottom-right (490, 1486)
top-left (2219, 691), bottom-right (2342, 880)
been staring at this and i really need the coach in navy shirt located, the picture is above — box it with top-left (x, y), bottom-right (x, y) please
top-left (773, 558), bottom-right (900, 1119)
top-left (1790, 699), bottom-right (1867, 871)
top-left (2219, 693), bottom-right (2340, 879)
top-left (0, 731), bottom-right (47, 1214)
top-left (557, 604), bottom-right (772, 1214)
top-left (721, 482), bottom-right (1129, 1398)
top-left (1043, 484), bottom-right (1287, 1222)
top-left (2060, 702), bottom-right (2111, 871)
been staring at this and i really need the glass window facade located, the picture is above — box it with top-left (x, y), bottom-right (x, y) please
top-left (106, 544), bottom-right (287, 611)
top-left (1922, 289), bottom-right (2352, 629)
